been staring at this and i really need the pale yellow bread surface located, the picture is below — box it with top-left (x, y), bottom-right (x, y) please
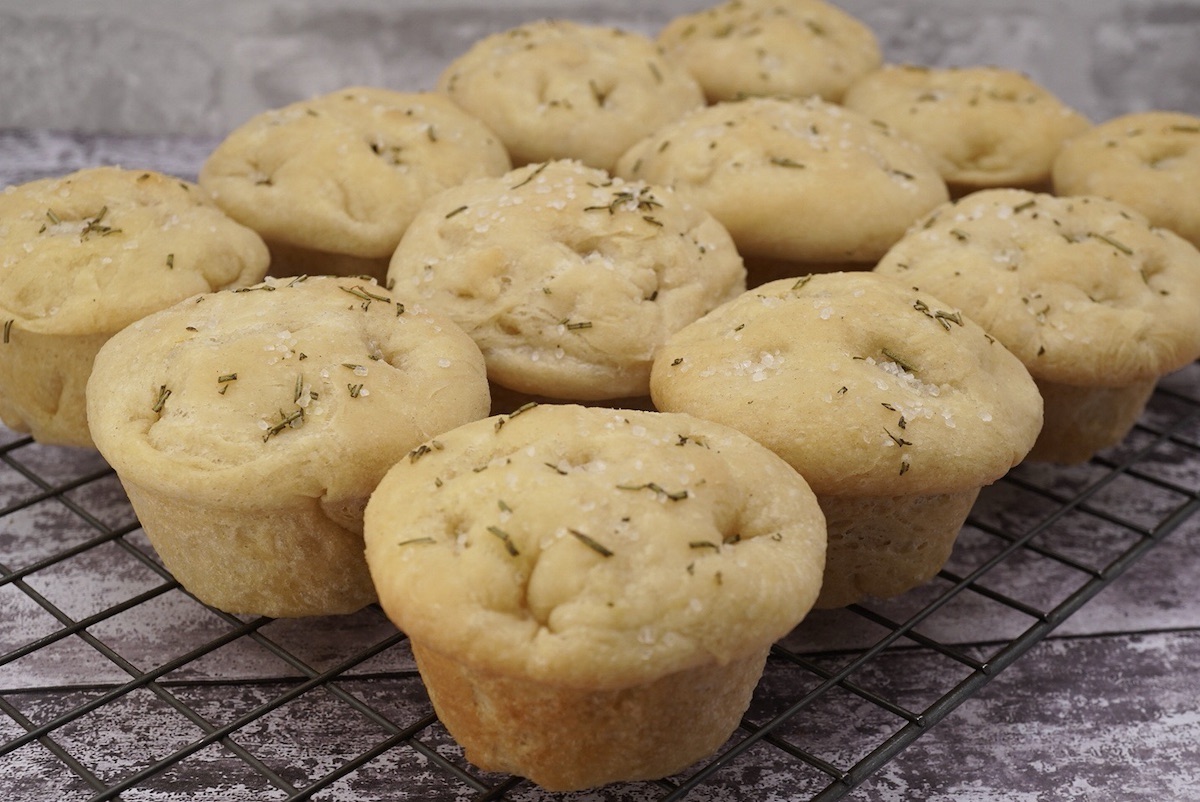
top-left (650, 272), bottom-right (1043, 497)
top-left (87, 275), bottom-right (490, 617)
top-left (198, 87), bottom-right (511, 276)
top-left (412, 639), bottom-right (769, 790)
top-left (874, 189), bottom-right (1200, 387)
top-left (843, 65), bottom-right (1091, 192)
top-left (1052, 110), bottom-right (1200, 250)
top-left (1027, 377), bottom-right (1158, 464)
top-left (814, 488), bottom-right (980, 609)
top-left (387, 160), bottom-right (746, 401)
top-left (363, 403), bottom-right (826, 688)
top-left (658, 0), bottom-right (882, 104)
top-left (0, 166), bottom-right (269, 447)
top-left (614, 96), bottom-right (949, 263)
top-left (436, 19), bottom-right (705, 171)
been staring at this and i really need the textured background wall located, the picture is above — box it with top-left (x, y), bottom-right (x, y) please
top-left (0, 0), bottom-right (1198, 137)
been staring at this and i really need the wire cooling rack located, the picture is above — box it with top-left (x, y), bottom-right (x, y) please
top-left (2, 360), bottom-right (1198, 802)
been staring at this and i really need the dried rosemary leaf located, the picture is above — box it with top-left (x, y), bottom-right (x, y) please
top-left (569, 529), bottom-right (613, 557)
top-left (152, 385), bottom-right (171, 414)
top-left (487, 525), bottom-right (520, 556)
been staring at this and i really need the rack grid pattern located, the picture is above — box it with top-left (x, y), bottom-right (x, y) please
top-left (3, 362), bottom-right (1199, 802)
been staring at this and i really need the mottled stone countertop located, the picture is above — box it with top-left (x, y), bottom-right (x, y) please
top-left (1, 131), bottom-right (1199, 802)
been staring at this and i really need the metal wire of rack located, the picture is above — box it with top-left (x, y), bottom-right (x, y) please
top-left (2, 361), bottom-right (1198, 802)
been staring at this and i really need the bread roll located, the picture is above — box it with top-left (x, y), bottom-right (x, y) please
top-left (387, 159), bottom-right (745, 402)
top-left (651, 272), bottom-right (1042, 607)
top-left (199, 87), bottom-right (511, 282)
top-left (875, 189), bottom-right (1200, 462)
top-left (437, 19), bottom-right (704, 171)
top-left (0, 166), bottom-right (269, 447)
top-left (86, 275), bottom-right (490, 617)
top-left (364, 403), bottom-right (826, 789)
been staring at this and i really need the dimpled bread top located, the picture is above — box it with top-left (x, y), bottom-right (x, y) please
top-left (0, 166), bottom-right (268, 336)
top-left (658, 0), bottom-right (882, 104)
top-left (363, 403), bottom-right (826, 689)
top-left (875, 189), bottom-right (1200, 386)
top-left (842, 65), bottom-right (1091, 190)
top-left (86, 275), bottom-right (489, 514)
top-left (436, 19), bottom-right (705, 172)
top-left (1052, 111), bottom-right (1200, 249)
top-left (614, 96), bottom-right (949, 263)
top-left (386, 159), bottom-right (746, 400)
top-left (650, 272), bottom-right (1043, 496)
top-left (198, 87), bottom-right (511, 259)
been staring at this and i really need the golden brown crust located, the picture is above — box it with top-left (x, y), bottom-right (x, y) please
top-left (843, 64), bottom-right (1091, 191)
top-left (658, 0), bottom-right (882, 104)
top-left (651, 272), bottom-right (1043, 496)
top-left (387, 160), bottom-right (745, 401)
top-left (814, 488), bottom-right (980, 608)
top-left (414, 639), bottom-right (769, 790)
top-left (875, 189), bottom-right (1200, 386)
top-left (363, 404), bottom-right (826, 688)
top-left (87, 275), bottom-right (490, 616)
top-left (1027, 377), bottom-right (1158, 464)
top-left (1052, 110), bottom-right (1200, 250)
top-left (437, 20), bottom-right (704, 171)
top-left (199, 86), bottom-right (511, 261)
top-left (614, 97), bottom-right (949, 263)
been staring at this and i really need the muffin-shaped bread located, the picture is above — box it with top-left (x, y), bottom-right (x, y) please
top-left (658, 0), bottom-right (882, 104)
top-left (651, 272), bottom-right (1042, 608)
top-left (1052, 110), bottom-right (1200, 250)
top-left (843, 65), bottom-right (1090, 195)
top-left (199, 86), bottom-right (511, 282)
top-left (436, 19), bottom-right (705, 172)
top-left (363, 403), bottom-right (826, 790)
top-left (0, 166), bottom-right (269, 448)
top-left (387, 159), bottom-right (746, 405)
top-left (87, 275), bottom-right (490, 617)
top-left (875, 189), bottom-right (1200, 463)
top-left (614, 96), bottom-right (948, 279)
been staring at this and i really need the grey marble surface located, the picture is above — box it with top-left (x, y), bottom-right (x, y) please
top-left (2, 132), bottom-right (1200, 801)
top-left (1, 0), bottom-right (1198, 137)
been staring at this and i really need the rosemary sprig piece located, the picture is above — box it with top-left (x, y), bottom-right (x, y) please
top-left (495, 401), bottom-right (539, 432)
top-left (1087, 231), bottom-right (1134, 255)
top-left (262, 407), bottom-right (304, 440)
top-left (569, 529), bottom-right (613, 557)
top-left (881, 348), bottom-right (916, 374)
top-left (152, 385), bottom-right (171, 414)
top-left (510, 162), bottom-right (548, 190)
top-left (616, 482), bottom-right (690, 501)
top-left (487, 525), bottom-right (520, 557)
